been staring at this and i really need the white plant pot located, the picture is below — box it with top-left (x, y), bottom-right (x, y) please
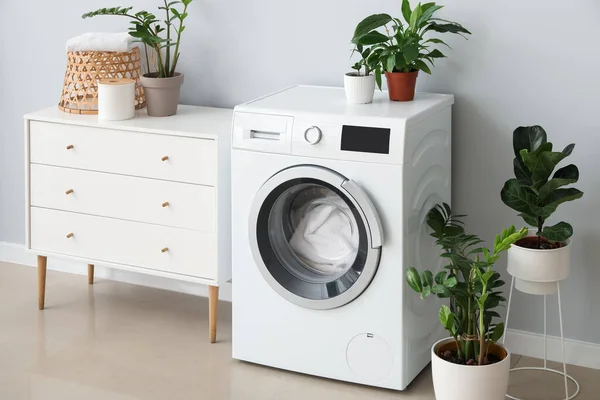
top-left (507, 230), bottom-right (571, 295)
top-left (344, 73), bottom-right (375, 104)
top-left (431, 338), bottom-right (510, 400)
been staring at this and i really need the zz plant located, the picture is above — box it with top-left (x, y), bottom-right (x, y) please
top-left (351, 0), bottom-right (470, 88)
top-left (82, 0), bottom-right (192, 78)
top-left (500, 126), bottom-right (584, 247)
top-left (406, 204), bottom-right (527, 365)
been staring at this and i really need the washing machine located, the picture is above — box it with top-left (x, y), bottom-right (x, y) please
top-left (231, 85), bottom-right (453, 390)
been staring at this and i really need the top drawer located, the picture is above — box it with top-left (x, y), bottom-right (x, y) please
top-left (29, 121), bottom-right (217, 185)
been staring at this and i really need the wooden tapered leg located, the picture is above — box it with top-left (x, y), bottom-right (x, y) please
top-left (88, 264), bottom-right (94, 285)
top-left (37, 255), bottom-right (47, 310)
top-left (209, 285), bottom-right (219, 343)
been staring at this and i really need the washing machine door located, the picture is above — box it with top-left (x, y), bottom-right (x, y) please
top-left (249, 165), bottom-right (383, 310)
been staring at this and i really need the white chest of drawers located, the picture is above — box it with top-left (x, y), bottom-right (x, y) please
top-left (24, 105), bottom-right (233, 343)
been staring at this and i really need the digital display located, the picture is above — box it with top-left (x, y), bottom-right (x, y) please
top-left (341, 125), bottom-right (390, 154)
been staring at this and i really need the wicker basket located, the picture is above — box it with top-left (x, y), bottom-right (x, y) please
top-left (58, 47), bottom-right (146, 114)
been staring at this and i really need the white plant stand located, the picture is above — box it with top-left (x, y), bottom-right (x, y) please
top-left (503, 277), bottom-right (580, 400)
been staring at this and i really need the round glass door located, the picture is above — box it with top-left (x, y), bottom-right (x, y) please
top-left (249, 166), bottom-right (383, 310)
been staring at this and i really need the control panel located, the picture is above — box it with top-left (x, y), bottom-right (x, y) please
top-left (291, 114), bottom-right (404, 165)
top-left (232, 111), bottom-right (405, 164)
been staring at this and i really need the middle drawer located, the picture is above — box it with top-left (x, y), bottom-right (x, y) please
top-left (30, 164), bottom-right (215, 232)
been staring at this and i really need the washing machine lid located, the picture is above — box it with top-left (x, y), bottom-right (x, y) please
top-left (249, 165), bottom-right (383, 310)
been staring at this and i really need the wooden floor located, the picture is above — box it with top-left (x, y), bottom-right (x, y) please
top-left (1, 261), bottom-right (598, 400)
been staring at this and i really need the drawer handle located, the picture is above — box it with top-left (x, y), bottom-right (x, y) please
top-left (65, 189), bottom-right (74, 195)
top-left (66, 145), bottom-right (74, 150)
top-left (161, 156), bottom-right (169, 162)
top-left (161, 247), bottom-right (169, 253)
top-left (162, 201), bottom-right (170, 208)
top-left (66, 233), bottom-right (74, 239)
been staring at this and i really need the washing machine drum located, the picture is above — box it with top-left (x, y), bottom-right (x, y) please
top-left (249, 165), bottom-right (383, 310)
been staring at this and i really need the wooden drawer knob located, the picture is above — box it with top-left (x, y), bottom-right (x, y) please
top-left (162, 201), bottom-right (170, 208)
top-left (66, 145), bottom-right (74, 150)
top-left (161, 156), bottom-right (169, 161)
top-left (65, 189), bottom-right (74, 195)
top-left (66, 233), bottom-right (74, 239)
top-left (161, 247), bottom-right (169, 253)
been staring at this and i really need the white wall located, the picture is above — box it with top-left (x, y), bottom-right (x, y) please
top-left (1, 0), bottom-right (599, 343)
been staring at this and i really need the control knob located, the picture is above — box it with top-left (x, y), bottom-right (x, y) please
top-left (304, 126), bottom-right (322, 145)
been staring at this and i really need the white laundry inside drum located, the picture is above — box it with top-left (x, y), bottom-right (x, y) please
top-left (289, 189), bottom-right (359, 275)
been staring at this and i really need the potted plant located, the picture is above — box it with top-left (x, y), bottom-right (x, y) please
top-left (344, 45), bottom-right (377, 104)
top-left (406, 203), bottom-right (527, 400)
top-left (500, 126), bottom-right (584, 294)
top-left (351, 0), bottom-right (470, 101)
top-left (82, 1), bottom-right (192, 117)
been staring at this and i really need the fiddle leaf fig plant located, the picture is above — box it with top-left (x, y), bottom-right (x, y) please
top-left (351, 0), bottom-right (470, 88)
top-left (500, 126), bottom-right (584, 246)
top-left (82, 0), bottom-right (192, 78)
top-left (406, 203), bottom-right (527, 365)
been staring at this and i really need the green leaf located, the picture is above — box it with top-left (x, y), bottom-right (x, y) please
top-left (386, 54), bottom-right (396, 72)
top-left (538, 164), bottom-right (579, 200)
top-left (500, 179), bottom-right (535, 214)
top-left (513, 125), bottom-right (548, 157)
top-left (375, 67), bottom-right (382, 90)
top-left (417, 5), bottom-right (443, 28)
top-left (401, 0), bottom-right (412, 24)
top-left (518, 212), bottom-right (537, 227)
top-left (182, 0), bottom-right (193, 5)
top-left (562, 143), bottom-right (575, 156)
top-left (413, 59), bottom-right (431, 74)
top-left (82, 6), bottom-right (134, 19)
top-left (488, 279), bottom-right (506, 289)
top-left (427, 206), bottom-right (445, 233)
top-left (352, 14), bottom-right (393, 42)
top-left (427, 49), bottom-right (446, 58)
top-left (439, 305), bottom-right (455, 331)
top-left (544, 188), bottom-right (584, 211)
top-left (406, 267), bottom-right (423, 293)
top-left (355, 31), bottom-right (389, 45)
top-left (520, 147), bottom-right (567, 185)
top-left (514, 157), bottom-right (533, 186)
top-left (490, 323), bottom-right (505, 342)
top-left (541, 222), bottom-right (573, 242)
top-left (403, 44), bottom-right (419, 64)
top-left (409, 3), bottom-right (423, 30)
top-left (481, 270), bottom-right (495, 284)
top-left (443, 276), bottom-right (457, 288)
top-left (425, 21), bottom-right (471, 35)
top-left (420, 285), bottom-right (432, 299)
top-left (485, 311), bottom-right (501, 319)
top-left (434, 271), bottom-right (447, 285)
top-left (431, 284), bottom-right (451, 297)
top-left (421, 270), bottom-right (434, 286)
top-left (424, 37), bottom-right (450, 48)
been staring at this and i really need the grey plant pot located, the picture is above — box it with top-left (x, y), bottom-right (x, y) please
top-left (140, 73), bottom-right (184, 117)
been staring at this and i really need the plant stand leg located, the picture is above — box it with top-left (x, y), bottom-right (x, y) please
top-left (544, 293), bottom-right (547, 369)
top-left (557, 282), bottom-right (569, 400)
top-left (37, 255), bottom-right (47, 310)
top-left (209, 285), bottom-right (219, 344)
top-left (88, 264), bottom-right (95, 285)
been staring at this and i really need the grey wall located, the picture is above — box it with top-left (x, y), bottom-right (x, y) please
top-left (1, 1), bottom-right (599, 343)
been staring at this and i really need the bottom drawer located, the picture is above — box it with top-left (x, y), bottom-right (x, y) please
top-left (30, 207), bottom-right (216, 279)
